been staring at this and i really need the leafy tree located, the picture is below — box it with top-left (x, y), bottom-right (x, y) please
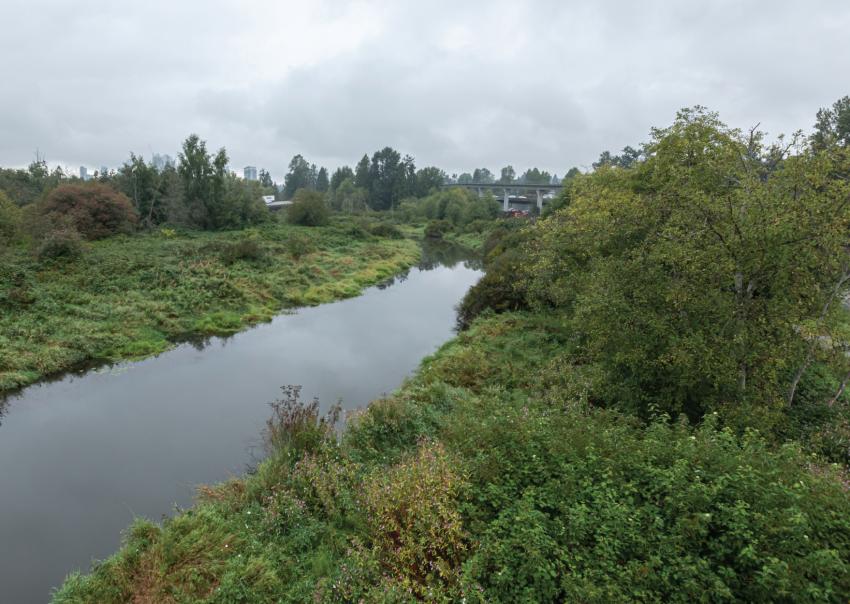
top-left (176, 134), bottom-right (262, 229)
top-left (564, 167), bottom-right (581, 179)
top-left (498, 165), bottom-right (515, 184)
top-left (415, 166), bottom-right (445, 197)
top-left (526, 107), bottom-right (850, 419)
top-left (368, 147), bottom-right (414, 211)
top-left (812, 95), bottom-right (850, 149)
top-left (116, 154), bottom-right (166, 226)
top-left (287, 189), bottom-right (329, 226)
top-left (330, 177), bottom-right (368, 213)
top-left (315, 167), bottom-right (330, 192)
top-left (472, 168), bottom-right (494, 183)
top-left (518, 168), bottom-right (552, 185)
top-left (593, 145), bottom-right (642, 169)
top-left (258, 169), bottom-right (274, 188)
top-left (330, 166), bottom-right (354, 192)
top-left (457, 172), bottom-right (473, 184)
top-left (283, 155), bottom-right (316, 199)
top-left (354, 154), bottom-right (371, 191)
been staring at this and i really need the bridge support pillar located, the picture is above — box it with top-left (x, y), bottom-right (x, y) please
top-left (503, 189), bottom-right (509, 211)
top-left (536, 189), bottom-right (543, 211)
top-left (477, 187), bottom-right (482, 198)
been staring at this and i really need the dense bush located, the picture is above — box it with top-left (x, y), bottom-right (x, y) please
top-left (287, 189), bottom-right (329, 226)
top-left (400, 188), bottom-right (500, 228)
top-left (456, 220), bottom-right (530, 329)
top-left (369, 221), bottom-right (403, 239)
top-left (285, 233), bottom-right (316, 259)
top-left (360, 442), bottom-right (468, 598)
top-left (523, 109), bottom-right (850, 420)
top-left (425, 219), bottom-right (452, 239)
top-left (36, 227), bottom-right (84, 262)
top-left (39, 183), bottom-right (138, 240)
top-left (219, 237), bottom-right (265, 265)
top-left (452, 400), bottom-right (850, 603)
top-left (0, 191), bottom-right (21, 245)
top-left (456, 249), bottom-right (528, 329)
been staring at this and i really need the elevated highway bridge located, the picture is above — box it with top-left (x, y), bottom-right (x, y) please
top-left (441, 182), bottom-right (563, 211)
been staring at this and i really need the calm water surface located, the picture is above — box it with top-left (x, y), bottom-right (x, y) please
top-left (0, 246), bottom-right (481, 603)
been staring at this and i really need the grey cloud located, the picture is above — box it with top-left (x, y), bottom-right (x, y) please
top-left (1, 0), bottom-right (849, 180)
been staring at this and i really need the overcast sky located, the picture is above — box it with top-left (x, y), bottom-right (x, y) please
top-left (2, 0), bottom-right (849, 180)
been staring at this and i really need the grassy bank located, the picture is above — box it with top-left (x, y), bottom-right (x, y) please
top-left (53, 312), bottom-right (850, 603)
top-left (0, 220), bottom-right (420, 394)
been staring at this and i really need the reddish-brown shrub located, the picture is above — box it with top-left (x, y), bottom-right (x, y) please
top-left (40, 183), bottom-right (138, 240)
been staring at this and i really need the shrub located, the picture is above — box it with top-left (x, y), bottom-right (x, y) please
top-left (37, 227), bottom-right (84, 262)
top-left (360, 441), bottom-right (468, 597)
top-left (262, 385), bottom-right (339, 459)
top-left (287, 190), bottom-right (329, 227)
top-left (463, 219), bottom-right (490, 234)
top-left (456, 248), bottom-right (528, 330)
top-left (285, 233), bottom-right (315, 259)
top-left (440, 386), bottom-right (850, 603)
top-left (220, 238), bottom-right (265, 265)
top-left (0, 191), bottom-right (21, 245)
top-left (40, 183), bottom-right (138, 240)
top-left (424, 219), bottom-right (452, 239)
top-left (369, 222), bottom-right (403, 239)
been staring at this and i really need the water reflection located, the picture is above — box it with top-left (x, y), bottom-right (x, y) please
top-left (0, 250), bottom-right (482, 604)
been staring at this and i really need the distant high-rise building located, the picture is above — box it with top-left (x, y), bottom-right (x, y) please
top-left (79, 166), bottom-right (88, 180)
top-left (244, 166), bottom-right (258, 181)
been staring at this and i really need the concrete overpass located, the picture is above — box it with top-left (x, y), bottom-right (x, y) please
top-left (442, 182), bottom-right (564, 211)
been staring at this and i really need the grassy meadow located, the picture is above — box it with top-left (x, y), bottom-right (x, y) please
top-left (0, 220), bottom-right (419, 394)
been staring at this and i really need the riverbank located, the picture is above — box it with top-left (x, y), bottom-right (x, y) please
top-left (53, 310), bottom-right (850, 602)
top-left (0, 220), bottom-right (420, 395)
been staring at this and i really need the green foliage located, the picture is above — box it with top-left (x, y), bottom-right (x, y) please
top-left (36, 227), bottom-right (84, 262)
top-left (219, 237), bottom-right (265, 265)
top-left (175, 134), bottom-right (267, 230)
top-left (287, 190), bottom-right (330, 226)
top-left (48, 104), bottom-right (850, 604)
top-left (402, 188), bottom-right (500, 229)
top-left (284, 232), bottom-right (316, 259)
top-left (425, 219), bottom-right (452, 239)
top-left (39, 183), bottom-right (138, 240)
top-left (813, 95), bottom-right (850, 149)
top-left (360, 442), bottom-right (468, 598)
top-left (55, 313), bottom-right (850, 604)
top-left (0, 221), bottom-right (419, 393)
top-left (525, 107), bottom-right (850, 419)
top-left (0, 160), bottom-right (65, 207)
top-left (369, 221), bottom-right (403, 239)
top-left (283, 154), bottom-right (319, 199)
top-left (0, 190), bottom-right (22, 244)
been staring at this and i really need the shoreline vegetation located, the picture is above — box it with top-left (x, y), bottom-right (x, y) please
top-left (0, 221), bottom-right (421, 396)
top-left (52, 310), bottom-right (850, 603)
top-left (52, 103), bottom-right (850, 603)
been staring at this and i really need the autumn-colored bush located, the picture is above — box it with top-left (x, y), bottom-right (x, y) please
top-left (40, 183), bottom-right (138, 240)
top-left (360, 441), bottom-right (468, 597)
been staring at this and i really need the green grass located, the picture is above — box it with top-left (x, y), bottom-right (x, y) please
top-left (52, 312), bottom-right (850, 603)
top-left (0, 220), bottom-right (420, 394)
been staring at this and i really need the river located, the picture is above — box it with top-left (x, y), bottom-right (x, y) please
top-left (0, 244), bottom-right (482, 604)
